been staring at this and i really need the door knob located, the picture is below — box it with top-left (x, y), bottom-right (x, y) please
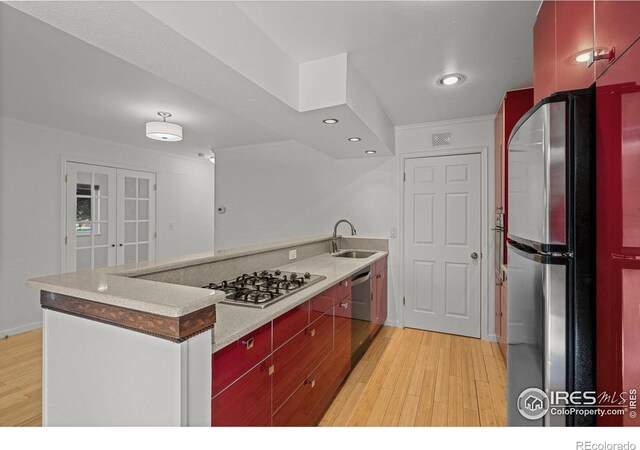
top-left (471, 252), bottom-right (479, 260)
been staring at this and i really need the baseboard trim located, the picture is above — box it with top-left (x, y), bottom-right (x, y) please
top-left (0, 321), bottom-right (42, 338)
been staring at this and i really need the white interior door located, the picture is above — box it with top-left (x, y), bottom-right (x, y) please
top-left (65, 162), bottom-right (117, 271)
top-left (403, 153), bottom-right (482, 337)
top-left (117, 169), bottom-right (156, 265)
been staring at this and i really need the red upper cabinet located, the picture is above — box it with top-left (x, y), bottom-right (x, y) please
top-left (494, 102), bottom-right (505, 212)
top-left (496, 88), bottom-right (534, 259)
top-left (556, 1), bottom-right (595, 91)
top-left (595, 39), bottom-right (640, 427)
top-left (534, 1), bottom-right (557, 103)
top-left (595, 0), bottom-right (640, 78)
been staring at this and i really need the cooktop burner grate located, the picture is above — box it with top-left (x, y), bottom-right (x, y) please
top-left (203, 270), bottom-right (325, 309)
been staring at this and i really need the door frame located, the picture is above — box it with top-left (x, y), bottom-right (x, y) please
top-left (60, 156), bottom-right (159, 272)
top-left (398, 146), bottom-right (491, 340)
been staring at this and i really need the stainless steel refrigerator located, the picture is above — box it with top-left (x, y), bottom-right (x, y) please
top-left (506, 88), bottom-right (596, 426)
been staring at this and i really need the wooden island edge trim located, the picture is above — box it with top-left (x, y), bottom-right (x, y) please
top-left (40, 290), bottom-right (216, 342)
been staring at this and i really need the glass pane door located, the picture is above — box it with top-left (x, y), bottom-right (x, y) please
top-left (66, 162), bottom-right (117, 271)
top-left (117, 169), bottom-right (156, 264)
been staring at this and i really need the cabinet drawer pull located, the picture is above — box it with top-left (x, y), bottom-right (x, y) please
top-left (306, 328), bottom-right (316, 337)
top-left (305, 379), bottom-right (316, 388)
top-left (265, 364), bottom-right (275, 376)
top-left (241, 338), bottom-right (254, 350)
top-left (339, 302), bottom-right (348, 309)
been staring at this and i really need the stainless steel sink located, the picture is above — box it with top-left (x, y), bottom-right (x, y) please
top-left (332, 250), bottom-right (377, 259)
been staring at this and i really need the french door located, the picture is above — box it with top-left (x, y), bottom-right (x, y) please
top-left (65, 162), bottom-right (156, 271)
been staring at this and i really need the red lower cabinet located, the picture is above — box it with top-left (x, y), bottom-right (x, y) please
top-left (273, 353), bottom-right (338, 427)
top-left (371, 260), bottom-right (388, 335)
top-left (211, 357), bottom-right (273, 427)
top-left (212, 322), bottom-right (272, 395)
top-left (272, 312), bottom-right (334, 411)
top-left (334, 297), bottom-right (352, 380)
top-left (273, 300), bottom-right (309, 349)
top-left (210, 268), bottom-right (380, 426)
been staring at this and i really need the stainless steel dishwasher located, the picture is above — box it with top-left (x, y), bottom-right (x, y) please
top-left (350, 266), bottom-right (372, 365)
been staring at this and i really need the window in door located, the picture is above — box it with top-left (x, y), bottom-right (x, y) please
top-left (65, 162), bottom-right (156, 272)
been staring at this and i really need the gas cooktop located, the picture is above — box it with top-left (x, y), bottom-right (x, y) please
top-left (202, 269), bottom-right (326, 309)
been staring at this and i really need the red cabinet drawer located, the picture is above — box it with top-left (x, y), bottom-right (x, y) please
top-left (374, 256), bottom-right (387, 275)
top-left (334, 277), bottom-right (351, 302)
top-left (211, 356), bottom-right (273, 427)
top-left (273, 300), bottom-right (309, 349)
top-left (212, 322), bottom-right (272, 395)
top-left (272, 312), bottom-right (334, 410)
top-left (273, 351), bottom-right (337, 426)
top-left (310, 288), bottom-right (335, 323)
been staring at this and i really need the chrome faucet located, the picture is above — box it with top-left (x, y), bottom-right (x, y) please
top-left (331, 219), bottom-right (357, 254)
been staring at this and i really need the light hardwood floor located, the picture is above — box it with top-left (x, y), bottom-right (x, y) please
top-left (0, 328), bottom-right (42, 426)
top-left (320, 326), bottom-right (507, 427)
top-left (0, 326), bottom-right (506, 427)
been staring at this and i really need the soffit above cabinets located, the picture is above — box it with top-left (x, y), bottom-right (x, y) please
top-left (7, 1), bottom-right (394, 159)
top-left (5, 1), bottom-right (537, 158)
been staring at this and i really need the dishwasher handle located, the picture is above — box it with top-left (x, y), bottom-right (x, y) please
top-left (351, 271), bottom-right (371, 287)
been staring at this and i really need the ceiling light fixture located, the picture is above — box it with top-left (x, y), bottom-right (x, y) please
top-left (146, 111), bottom-right (183, 141)
top-left (437, 73), bottom-right (466, 87)
top-left (348, 137), bottom-right (361, 142)
top-left (365, 150), bottom-right (377, 155)
top-left (573, 51), bottom-right (592, 63)
top-left (322, 118), bottom-right (339, 124)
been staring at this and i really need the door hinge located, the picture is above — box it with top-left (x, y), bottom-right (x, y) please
top-left (64, 175), bottom-right (68, 183)
top-left (403, 297), bottom-right (406, 306)
top-left (154, 231), bottom-right (157, 239)
top-left (153, 184), bottom-right (157, 191)
top-left (64, 236), bottom-right (68, 245)
top-left (403, 172), bottom-right (406, 182)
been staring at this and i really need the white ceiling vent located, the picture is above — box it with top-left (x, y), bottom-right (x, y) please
top-left (432, 132), bottom-right (452, 147)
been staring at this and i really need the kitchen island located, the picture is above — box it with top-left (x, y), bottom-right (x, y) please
top-left (27, 235), bottom-right (388, 426)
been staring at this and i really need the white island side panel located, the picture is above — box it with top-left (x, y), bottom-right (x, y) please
top-left (43, 309), bottom-right (211, 426)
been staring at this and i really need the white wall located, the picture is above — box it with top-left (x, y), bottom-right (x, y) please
top-left (214, 139), bottom-right (401, 324)
top-left (0, 117), bottom-right (215, 336)
top-left (215, 115), bottom-right (496, 336)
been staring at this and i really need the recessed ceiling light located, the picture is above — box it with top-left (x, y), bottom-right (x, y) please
top-left (146, 111), bottom-right (183, 141)
top-left (437, 73), bottom-right (466, 87)
top-left (322, 118), bottom-right (339, 124)
top-left (365, 150), bottom-right (376, 155)
top-left (348, 137), bottom-right (361, 142)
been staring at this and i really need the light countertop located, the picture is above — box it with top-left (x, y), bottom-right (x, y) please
top-left (212, 249), bottom-right (388, 352)
top-left (25, 234), bottom-right (335, 318)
